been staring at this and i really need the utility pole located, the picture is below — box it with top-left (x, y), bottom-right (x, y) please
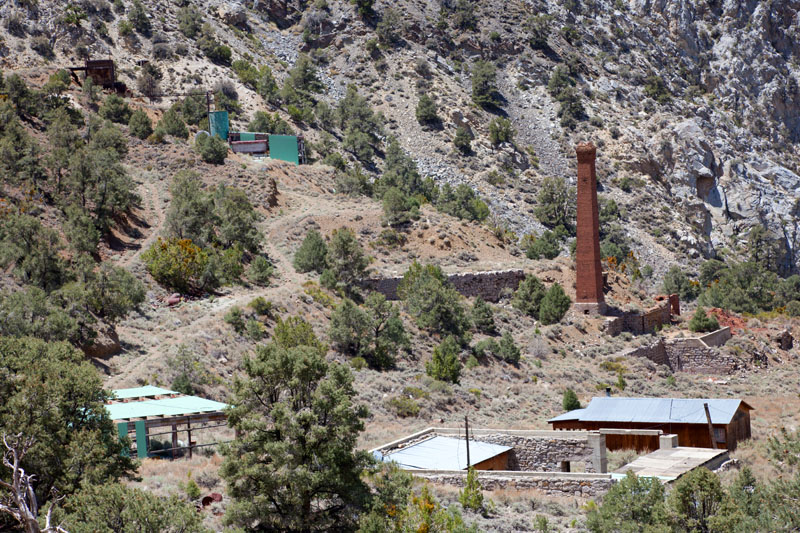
top-left (465, 415), bottom-right (470, 469)
top-left (704, 403), bottom-right (717, 449)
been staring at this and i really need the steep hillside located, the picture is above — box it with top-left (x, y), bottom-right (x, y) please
top-left (3, 0), bottom-right (799, 275)
top-left (2, 0), bottom-right (800, 530)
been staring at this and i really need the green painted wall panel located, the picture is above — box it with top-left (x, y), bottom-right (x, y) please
top-left (209, 111), bottom-right (229, 141)
top-left (117, 423), bottom-right (130, 457)
top-left (135, 420), bottom-right (148, 459)
top-left (269, 135), bottom-right (299, 165)
top-left (239, 132), bottom-right (256, 141)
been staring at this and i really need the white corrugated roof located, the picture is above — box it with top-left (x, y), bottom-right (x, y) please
top-left (106, 396), bottom-right (228, 420)
top-left (379, 436), bottom-right (511, 470)
top-left (548, 397), bottom-right (752, 425)
top-left (112, 386), bottom-right (178, 399)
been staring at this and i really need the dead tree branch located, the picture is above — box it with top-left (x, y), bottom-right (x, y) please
top-left (0, 434), bottom-right (68, 533)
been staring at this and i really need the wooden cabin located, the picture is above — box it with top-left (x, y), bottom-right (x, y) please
top-left (549, 397), bottom-right (753, 451)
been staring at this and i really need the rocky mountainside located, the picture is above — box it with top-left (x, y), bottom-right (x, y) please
top-left (3, 0), bottom-right (798, 276)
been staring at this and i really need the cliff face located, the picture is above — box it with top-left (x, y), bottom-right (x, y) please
top-left (1, 0), bottom-right (798, 275)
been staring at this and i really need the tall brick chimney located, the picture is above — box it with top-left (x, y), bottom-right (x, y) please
top-left (574, 142), bottom-right (606, 315)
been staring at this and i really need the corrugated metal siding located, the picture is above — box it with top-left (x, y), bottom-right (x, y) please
top-left (268, 134), bottom-right (299, 165)
top-left (209, 111), bottom-right (229, 140)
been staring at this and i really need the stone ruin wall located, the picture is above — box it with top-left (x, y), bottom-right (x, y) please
top-left (414, 472), bottom-right (613, 497)
top-left (697, 327), bottom-right (733, 347)
top-left (624, 340), bottom-right (669, 367)
top-left (361, 269), bottom-right (525, 303)
top-left (621, 328), bottom-right (739, 374)
top-left (466, 433), bottom-right (598, 472)
top-left (604, 300), bottom-right (674, 336)
top-left (384, 430), bottom-right (613, 497)
top-left (664, 337), bottom-right (741, 374)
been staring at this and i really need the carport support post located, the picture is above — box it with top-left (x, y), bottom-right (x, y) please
top-left (588, 432), bottom-right (607, 473)
top-left (187, 418), bottom-right (193, 459)
top-left (171, 423), bottom-right (178, 459)
top-left (464, 415), bottom-right (470, 468)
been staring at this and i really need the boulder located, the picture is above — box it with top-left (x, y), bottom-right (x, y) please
top-left (776, 330), bottom-right (793, 351)
top-left (81, 323), bottom-right (122, 358)
top-left (217, 6), bottom-right (248, 29)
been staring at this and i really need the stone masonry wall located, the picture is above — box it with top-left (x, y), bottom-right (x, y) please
top-left (664, 339), bottom-right (741, 374)
top-left (468, 434), bottom-right (597, 472)
top-left (623, 340), bottom-right (669, 366)
top-left (415, 472), bottom-right (613, 497)
top-left (603, 316), bottom-right (624, 336)
top-left (622, 330), bottom-right (739, 374)
top-left (698, 327), bottom-right (732, 347)
top-left (361, 269), bottom-right (525, 302)
top-left (606, 300), bottom-right (673, 336)
top-left (642, 301), bottom-right (672, 332)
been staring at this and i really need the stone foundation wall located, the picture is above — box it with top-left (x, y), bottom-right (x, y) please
top-left (642, 302), bottom-right (672, 332)
top-left (468, 433), bottom-right (597, 472)
top-left (606, 301), bottom-right (673, 336)
top-left (623, 340), bottom-right (669, 366)
top-left (664, 339), bottom-right (740, 374)
top-left (361, 270), bottom-right (525, 302)
top-left (603, 316), bottom-right (624, 336)
top-left (621, 329), bottom-right (739, 374)
top-left (414, 472), bottom-right (613, 497)
top-left (697, 327), bottom-right (732, 347)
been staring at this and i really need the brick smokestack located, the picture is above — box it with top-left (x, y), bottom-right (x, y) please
top-left (574, 142), bottom-right (606, 314)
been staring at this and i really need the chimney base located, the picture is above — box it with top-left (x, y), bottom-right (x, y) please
top-left (574, 302), bottom-right (607, 316)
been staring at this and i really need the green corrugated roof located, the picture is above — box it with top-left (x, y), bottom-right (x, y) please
top-left (112, 386), bottom-right (177, 399)
top-left (106, 396), bottom-right (228, 421)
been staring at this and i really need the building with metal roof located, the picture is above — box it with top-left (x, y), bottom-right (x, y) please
top-left (549, 397), bottom-right (753, 451)
top-left (108, 388), bottom-right (229, 459)
top-left (377, 436), bottom-right (512, 471)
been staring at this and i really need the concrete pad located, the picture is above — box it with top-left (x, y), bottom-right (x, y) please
top-left (612, 446), bottom-right (729, 482)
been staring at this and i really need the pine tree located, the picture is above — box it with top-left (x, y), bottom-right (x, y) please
top-left (539, 283), bottom-right (571, 325)
top-left (459, 467), bottom-right (484, 511)
top-left (128, 110), bottom-right (153, 140)
top-left (127, 0), bottom-right (151, 35)
top-left (471, 296), bottom-right (496, 334)
top-left (294, 229), bottom-right (329, 273)
top-left (497, 331), bottom-right (520, 364)
top-left (98, 94), bottom-right (131, 124)
top-left (689, 306), bottom-right (720, 333)
top-left (220, 317), bottom-right (371, 531)
top-left (415, 94), bottom-right (439, 125)
top-left (426, 335), bottom-right (461, 383)
top-left (453, 126), bottom-right (472, 154)
top-left (562, 388), bottom-right (580, 411)
top-left (471, 60), bottom-right (500, 108)
top-left (398, 261), bottom-right (471, 340)
top-left (512, 275), bottom-right (547, 319)
top-left (157, 107), bottom-right (188, 139)
top-left (327, 227), bottom-right (369, 295)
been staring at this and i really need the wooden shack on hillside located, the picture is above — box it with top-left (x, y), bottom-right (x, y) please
top-left (549, 397), bottom-right (753, 451)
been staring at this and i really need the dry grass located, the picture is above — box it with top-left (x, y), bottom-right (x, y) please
top-left (426, 484), bottom-right (587, 532)
top-left (131, 453), bottom-right (227, 530)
